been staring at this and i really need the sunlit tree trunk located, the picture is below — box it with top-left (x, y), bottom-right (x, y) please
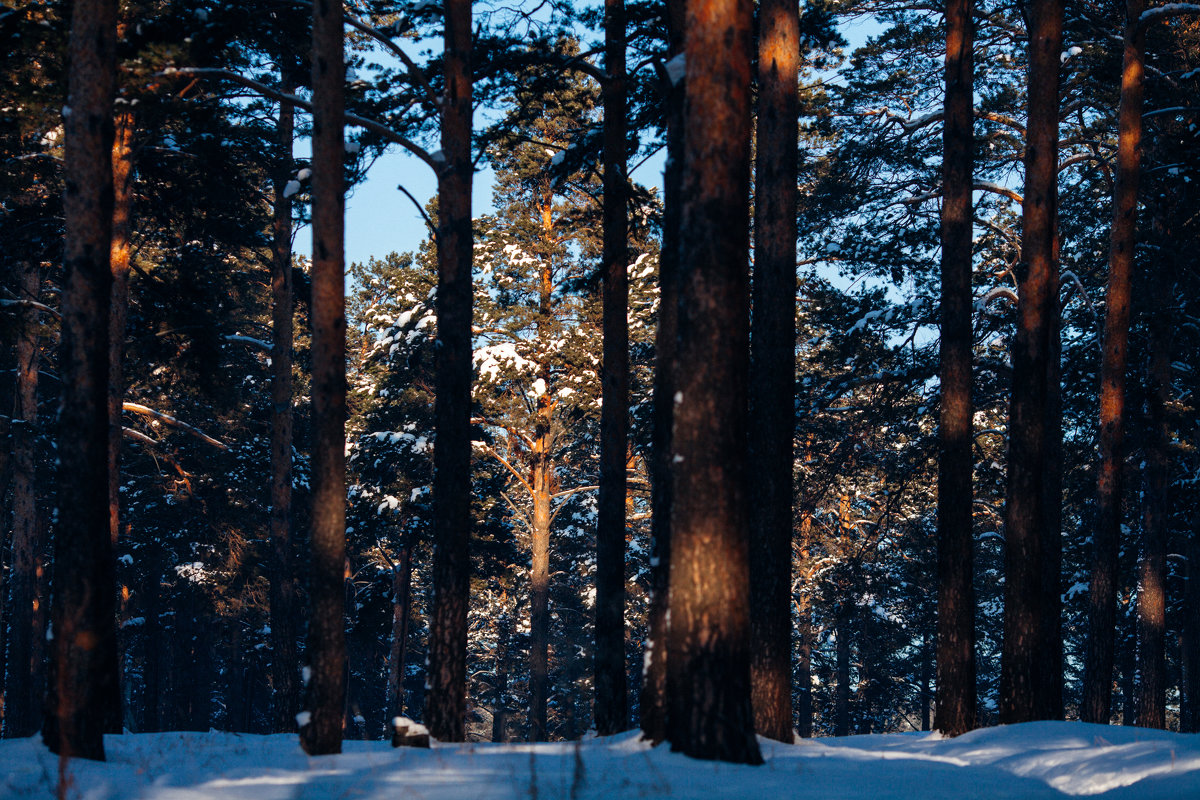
top-left (934, 0), bottom-right (976, 738)
top-left (300, 0), bottom-right (347, 756)
top-left (595, 0), bottom-right (629, 737)
top-left (427, 0), bottom-right (474, 743)
top-left (43, 0), bottom-right (119, 762)
top-left (665, 0), bottom-right (761, 763)
top-left (1084, 0), bottom-right (1145, 724)
top-left (749, 0), bottom-right (798, 744)
top-left (1001, 0), bottom-right (1061, 725)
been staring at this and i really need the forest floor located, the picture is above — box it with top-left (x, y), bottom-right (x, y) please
top-left (1, 721), bottom-right (1198, 799)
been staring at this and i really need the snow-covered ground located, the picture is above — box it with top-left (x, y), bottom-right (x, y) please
top-left (2, 721), bottom-right (1198, 799)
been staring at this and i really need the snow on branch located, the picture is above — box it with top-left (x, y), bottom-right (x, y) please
top-left (155, 68), bottom-right (441, 173)
top-left (122, 402), bottom-right (229, 450)
top-left (0, 297), bottom-right (60, 319)
top-left (1138, 3), bottom-right (1200, 30)
top-left (224, 334), bottom-right (272, 351)
top-left (976, 286), bottom-right (1019, 309)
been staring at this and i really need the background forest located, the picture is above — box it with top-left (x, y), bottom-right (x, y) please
top-left (2, 0), bottom-right (1200, 754)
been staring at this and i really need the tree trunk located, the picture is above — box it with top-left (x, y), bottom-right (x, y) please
top-left (1000, 0), bottom-right (1061, 725)
top-left (934, 0), bottom-right (976, 738)
top-left (300, 0), bottom-right (347, 756)
top-left (427, 0), bottom-right (474, 744)
top-left (1083, 0), bottom-right (1145, 725)
top-left (492, 612), bottom-right (511, 742)
top-left (796, 611), bottom-right (813, 738)
top-left (386, 544), bottom-right (412, 726)
top-left (665, 0), bottom-right (760, 763)
top-left (640, 0), bottom-right (684, 747)
top-left (105, 104), bottom-right (135, 737)
top-left (530, 461), bottom-right (551, 742)
top-left (269, 75), bottom-right (300, 735)
top-left (594, 0), bottom-right (629, 738)
top-left (835, 610), bottom-right (851, 737)
top-left (6, 260), bottom-right (43, 738)
top-left (921, 628), bottom-right (932, 732)
top-left (1182, 502), bottom-right (1200, 732)
top-left (1135, 303), bottom-right (1169, 728)
top-left (1039, 288), bottom-right (1064, 719)
top-left (141, 561), bottom-right (161, 732)
top-left (748, 0), bottom-right (798, 744)
top-left (43, 0), bottom-right (119, 761)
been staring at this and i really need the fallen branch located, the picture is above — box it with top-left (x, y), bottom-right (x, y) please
top-left (123, 402), bottom-right (229, 450)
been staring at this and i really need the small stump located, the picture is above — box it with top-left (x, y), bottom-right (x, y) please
top-left (391, 716), bottom-right (431, 748)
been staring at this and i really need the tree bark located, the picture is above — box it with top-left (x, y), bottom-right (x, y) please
top-left (748, 0), bottom-right (799, 744)
top-left (300, 0), bottom-right (347, 756)
top-left (1039, 285), bottom-right (1064, 719)
top-left (594, 0), bottom-right (629, 738)
top-left (640, 0), bottom-right (684, 746)
top-left (427, 0), bottom-right (474, 744)
top-left (1183, 501), bottom-right (1200, 732)
top-left (1000, 0), bottom-right (1061, 725)
top-left (934, 0), bottom-right (976, 738)
top-left (43, 0), bottom-right (119, 762)
top-left (269, 75), bottom-right (300, 735)
top-left (1083, 0), bottom-right (1145, 725)
top-left (665, 0), bottom-right (760, 763)
top-left (530, 444), bottom-right (551, 741)
top-left (386, 544), bottom-right (412, 726)
top-left (835, 609), bottom-right (851, 737)
top-left (6, 260), bottom-right (43, 738)
top-left (1135, 301), bottom-right (1169, 729)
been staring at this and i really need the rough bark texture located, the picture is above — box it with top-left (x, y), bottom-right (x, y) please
top-left (43, 0), bottom-right (119, 761)
top-left (748, 0), bottom-right (798, 744)
top-left (664, 0), bottom-right (761, 763)
top-left (1000, 0), bottom-right (1061, 725)
top-left (300, 0), bottom-right (347, 756)
top-left (427, 0), bottom-right (473, 744)
top-left (640, 0), bottom-right (684, 746)
top-left (6, 261), bottom-right (43, 738)
top-left (594, 0), bottom-right (629, 737)
top-left (934, 0), bottom-right (976, 738)
top-left (1136, 304), bottom-right (1169, 729)
top-left (269, 76), bottom-right (300, 735)
top-left (1083, 0), bottom-right (1145, 725)
top-left (529, 430), bottom-right (551, 742)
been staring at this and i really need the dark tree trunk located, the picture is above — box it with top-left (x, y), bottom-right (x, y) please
top-left (1083, 0), bottom-right (1145, 725)
top-left (492, 613), bottom-right (511, 742)
top-left (386, 545), bottom-right (412, 726)
top-left (1183, 506), bottom-right (1200, 732)
top-left (300, 0), bottom-right (347, 756)
top-left (594, 0), bottom-right (629, 738)
top-left (934, 0), bottom-right (976, 738)
top-left (105, 105), bottom-right (134, 737)
top-left (6, 261), bottom-right (43, 738)
top-left (640, 0), bottom-right (684, 747)
top-left (141, 562), bottom-right (161, 732)
top-left (43, 0), bottom-right (119, 762)
top-left (1000, 0), bottom-right (1061, 725)
top-left (269, 76), bottom-right (300, 735)
top-left (1136, 304), bottom-right (1169, 729)
top-left (427, 0), bottom-right (473, 744)
top-left (748, 0), bottom-right (798, 744)
top-left (796, 612), bottom-right (813, 738)
top-left (664, 0), bottom-right (760, 763)
top-left (921, 629), bottom-right (932, 732)
top-left (1039, 290), bottom-right (1064, 719)
top-left (835, 610), bottom-right (851, 737)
